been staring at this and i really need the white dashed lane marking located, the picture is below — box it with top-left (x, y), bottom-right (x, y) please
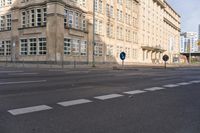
top-left (94, 94), bottom-right (124, 100)
top-left (163, 84), bottom-right (179, 88)
top-left (0, 80), bottom-right (47, 85)
top-left (190, 80), bottom-right (200, 83)
top-left (124, 90), bottom-right (146, 95)
top-left (144, 87), bottom-right (165, 91)
top-left (177, 82), bottom-right (191, 86)
top-left (8, 73), bottom-right (39, 76)
top-left (7, 79), bottom-right (200, 116)
top-left (57, 99), bottom-right (92, 107)
top-left (8, 105), bottom-right (52, 116)
top-left (0, 71), bottom-right (23, 73)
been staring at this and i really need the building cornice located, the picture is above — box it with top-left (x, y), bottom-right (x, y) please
top-left (164, 17), bottom-right (181, 32)
top-left (164, 0), bottom-right (181, 18)
top-left (153, 0), bottom-right (166, 9)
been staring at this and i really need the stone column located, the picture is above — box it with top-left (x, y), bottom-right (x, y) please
top-left (11, 8), bottom-right (20, 62)
top-left (46, 0), bottom-right (64, 63)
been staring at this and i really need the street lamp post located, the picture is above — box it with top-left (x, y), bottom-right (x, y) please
top-left (92, 0), bottom-right (96, 67)
top-left (189, 41), bottom-right (192, 64)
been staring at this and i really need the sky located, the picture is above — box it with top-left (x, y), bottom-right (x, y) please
top-left (167, 0), bottom-right (200, 33)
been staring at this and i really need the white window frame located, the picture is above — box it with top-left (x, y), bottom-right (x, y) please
top-left (72, 39), bottom-right (80, 55)
top-left (95, 43), bottom-right (103, 56)
top-left (75, 12), bottom-right (79, 29)
top-left (31, 9), bottom-right (35, 27)
top-left (36, 8), bottom-right (42, 26)
top-left (38, 37), bottom-right (47, 55)
top-left (64, 38), bottom-right (72, 55)
top-left (29, 38), bottom-right (37, 55)
top-left (0, 41), bottom-right (5, 56)
top-left (20, 39), bottom-right (28, 55)
top-left (80, 40), bottom-right (87, 56)
top-left (68, 11), bottom-right (73, 28)
top-left (6, 14), bottom-right (11, 30)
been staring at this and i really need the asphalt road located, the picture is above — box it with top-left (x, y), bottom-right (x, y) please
top-left (0, 66), bottom-right (200, 133)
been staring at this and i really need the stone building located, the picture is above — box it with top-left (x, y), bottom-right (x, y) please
top-left (0, 0), bottom-right (180, 64)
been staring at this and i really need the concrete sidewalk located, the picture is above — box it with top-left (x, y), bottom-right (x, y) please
top-left (0, 62), bottom-right (199, 70)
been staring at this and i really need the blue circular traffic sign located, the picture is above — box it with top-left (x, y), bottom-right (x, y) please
top-left (120, 52), bottom-right (126, 60)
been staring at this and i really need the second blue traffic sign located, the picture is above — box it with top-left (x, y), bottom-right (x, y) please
top-left (120, 52), bottom-right (126, 61)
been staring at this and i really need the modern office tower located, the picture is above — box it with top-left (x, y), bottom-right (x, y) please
top-left (198, 24), bottom-right (200, 39)
top-left (0, 0), bottom-right (180, 64)
top-left (180, 32), bottom-right (198, 53)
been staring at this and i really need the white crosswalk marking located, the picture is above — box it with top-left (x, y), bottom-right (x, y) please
top-left (163, 84), bottom-right (179, 88)
top-left (144, 87), bottom-right (165, 91)
top-left (124, 90), bottom-right (146, 95)
top-left (94, 94), bottom-right (124, 100)
top-left (8, 105), bottom-right (52, 116)
top-left (57, 99), bottom-right (92, 107)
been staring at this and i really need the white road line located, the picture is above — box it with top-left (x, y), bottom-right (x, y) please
top-left (57, 99), bottom-right (92, 107)
top-left (144, 87), bottom-right (165, 91)
top-left (94, 94), bottom-right (124, 100)
top-left (8, 105), bottom-right (52, 116)
top-left (8, 73), bottom-right (38, 76)
top-left (190, 80), bottom-right (200, 83)
top-left (163, 84), bottom-right (179, 88)
top-left (0, 80), bottom-right (47, 85)
top-left (0, 71), bottom-right (23, 73)
top-left (124, 90), bottom-right (146, 95)
top-left (177, 82), bottom-right (191, 86)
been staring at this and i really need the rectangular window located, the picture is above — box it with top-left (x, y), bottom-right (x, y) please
top-left (31, 9), bottom-right (35, 27)
top-left (95, 19), bottom-right (98, 34)
top-left (0, 0), bottom-right (5, 7)
top-left (75, 13), bottom-right (79, 29)
top-left (6, 14), bottom-right (11, 30)
top-left (82, 0), bottom-right (86, 6)
top-left (106, 4), bottom-right (109, 17)
top-left (7, 0), bottom-right (12, 5)
top-left (43, 8), bottom-right (47, 26)
top-left (64, 9), bottom-right (67, 27)
top-left (95, 43), bottom-right (103, 56)
top-left (64, 38), bottom-right (71, 55)
top-left (39, 38), bottom-right (46, 55)
top-left (95, 0), bottom-right (98, 12)
top-left (80, 41), bottom-right (87, 56)
top-left (29, 38), bottom-right (37, 55)
top-left (36, 9), bottom-right (42, 26)
top-left (22, 11), bottom-right (26, 28)
top-left (117, 26), bottom-right (120, 39)
top-left (132, 49), bottom-right (137, 59)
top-left (82, 15), bottom-right (86, 31)
top-left (106, 45), bottom-right (113, 56)
top-left (107, 24), bottom-right (113, 38)
top-left (120, 10), bottom-right (123, 21)
top-left (72, 39), bottom-right (80, 55)
top-left (0, 41), bottom-right (4, 56)
top-left (5, 40), bottom-right (11, 55)
top-left (110, 6), bottom-right (113, 17)
top-left (99, 20), bottom-right (103, 35)
top-left (99, 0), bottom-right (103, 13)
top-left (68, 11), bottom-right (73, 28)
top-left (120, 27), bottom-right (123, 40)
top-left (20, 39), bottom-right (28, 55)
top-left (0, 16), bottom-right (5, 30)
top-left (26, 10), bottom-right (30, 27)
